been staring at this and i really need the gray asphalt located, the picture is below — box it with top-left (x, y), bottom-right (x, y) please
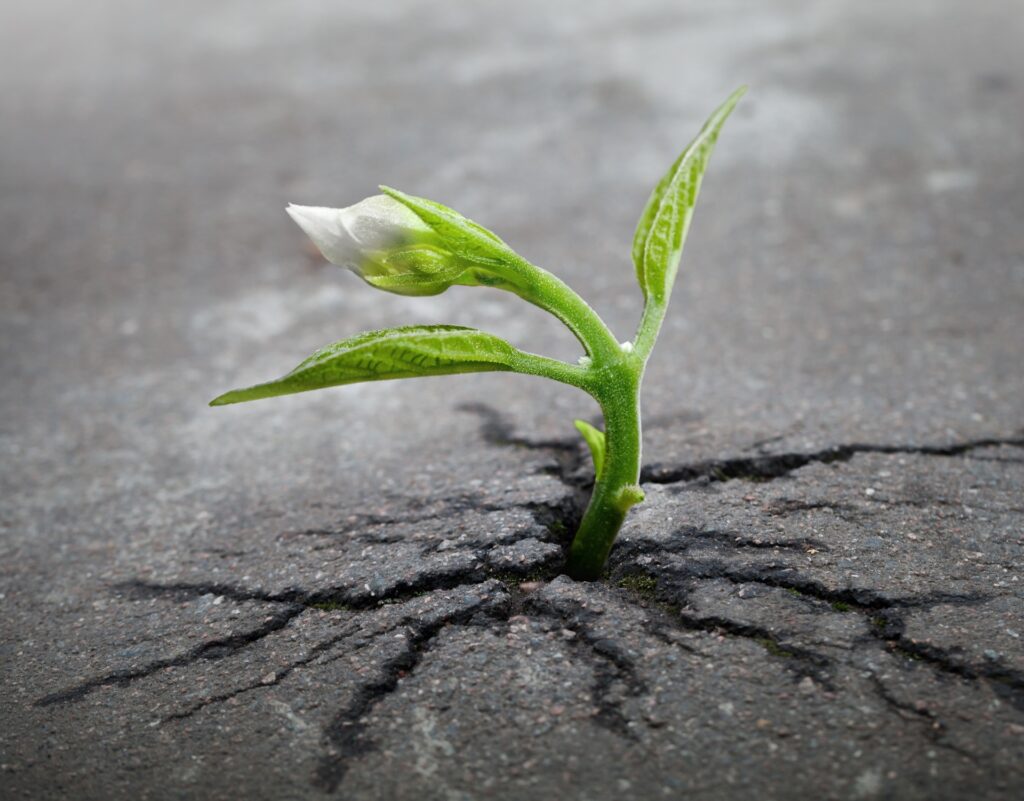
top-left (2, 1), bottom-right (1022, 799)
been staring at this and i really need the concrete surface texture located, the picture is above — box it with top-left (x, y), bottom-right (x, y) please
top-left (1, 0), bottom-right (1022, 799)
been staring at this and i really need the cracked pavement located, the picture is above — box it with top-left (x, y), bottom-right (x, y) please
top-left (2, 0), bottom-right (1023, 799)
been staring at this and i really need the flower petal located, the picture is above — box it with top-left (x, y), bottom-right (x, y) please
top-left (338, 194), bottom-right (430, 250)
top-left (286, 203), bottom-right (362, 268)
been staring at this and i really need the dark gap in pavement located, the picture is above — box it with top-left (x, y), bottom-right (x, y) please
top-left (640, 436), bottom-right (1024, 486)
top-left (524, 592), bottom-right (648, 741)
top-left (313, 604), bottom-right (511, 792)
top-left (34, 604), bottom-right (305, 707)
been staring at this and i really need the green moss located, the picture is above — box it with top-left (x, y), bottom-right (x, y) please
top-left (547, 520), bottom-right (568, 538)
top-left (617, 573), bottom-right (659, 596)
top-left (785, 587), bottom-right (804, 598)
top-left (492, 567), bottom-right (554, 587)
top-left (830, 601), bottom-right (853, 613)
top-left (310, 599), bottom-right (352, 612)
top-left (756, 637), bottom-right (795, 658)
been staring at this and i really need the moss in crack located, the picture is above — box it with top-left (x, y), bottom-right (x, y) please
top-left (831, 601), bottom-right (853, 613)
top-left (756, 637), bottom-right (796, 658)
top-left (310, 599), bottom-right (354, 612)
top-left (617, 573), bottom-right (659, 597)
top-left (492, 567), bottom-right (558, 587)
top-left (547, 519), bottom-right (569, 539)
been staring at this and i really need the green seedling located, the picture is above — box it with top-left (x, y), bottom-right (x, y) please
top-left (211, 88), bottom-right (745, 579)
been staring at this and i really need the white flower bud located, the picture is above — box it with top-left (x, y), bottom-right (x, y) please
top-left (287, 196), bottom-right (462, 296)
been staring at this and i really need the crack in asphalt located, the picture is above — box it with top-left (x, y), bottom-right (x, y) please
top-left (313, 602), bottom-right (509, 793)
top-left (873, 613), bottom-right (1024, 713)
top-left (34, 604), bottom-right (305, 707)
top-left (669, 525), bottom-right (829, 553)
top-left (121, 547), bottom-right (562, 613)
top-left (524, 593), bottom-right (648, 742)
top-left (38, 558), bottom-right (554, 714)
top-left (31, 425), bottom-right (1022, 789)
top-left (285, 490), bottom-right (581, 542)
top-left (609, 545), bottom-right (1024, 713)
top-left (160, 619), bottom-right (365, 724)
top-left (866, 673), bottom-right (979, 763)
top-left (613, 534), bottom-right (995, 609)
top-left (640, 436), bottom-right (1024, 486)
top-left (613, 574), bottom-right (836, 686)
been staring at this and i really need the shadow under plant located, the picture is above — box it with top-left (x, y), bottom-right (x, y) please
top-left (26, 405), bottom-right (1024, 800)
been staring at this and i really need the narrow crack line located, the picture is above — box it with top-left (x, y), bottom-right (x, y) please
top-left (717, 570), bottom-right (1023, 699)
top-left (34, 604), bottom-right (305, 708)
top-left (963, 454), bottom-right (1024, 464)
top-left (161, 619), bottom-right (366, 724)
top-left (164, 580), bottom-right (528, 725)
top-left (763, 499), bottom-right (862, 518)
top-left (760, 499), bottom-right (886, 536)
top-left (638, 619), bottom-right (703, 655)
top-left (611, 576), bottom-right (830, 666)
top-left (618, 581), bottom-right (836, 687)
top-left (613, 553), bottom-right (1022, 709)
top-left (524, 595), bottom-right (647, 741)
top-left (121, 553), bottom-right (564, 618)
top-left (704, 566), bottom-right (991, 612)
top-left (313, 603), bottom-right (510, 793)
top-left (860, 496), bottom-right (1024, 515)
top-left (640, 435), bottom-right (1024, 486)
top-left (675, 610), bottom-right (833, 678)
top-left (288, 491), bottom-right (580, 541)
top-left (119, 580), bottom-right (296, 606)
top-left (867, 674), bottom-right (978, 762)
top-left (123, 566), bottom-right (493, 612)
top-left (671, 526), bottom-right (828, 553)
top-left (878, 617), bottom-right (1024, 710)
top-left (612, 544), bottom-right (991, 611)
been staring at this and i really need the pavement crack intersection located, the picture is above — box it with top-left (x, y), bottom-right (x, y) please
top-left (524, 591), bottom-right (648, 742)
top-left (313, 600), bottom-right (510, 793)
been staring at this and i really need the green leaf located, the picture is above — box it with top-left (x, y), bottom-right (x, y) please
top-left (210, 325), bottom-right (523, 405)
top-left (574, 419), bottom-right (606, 480)
top-left (632, 87), bottom-right (746, 304)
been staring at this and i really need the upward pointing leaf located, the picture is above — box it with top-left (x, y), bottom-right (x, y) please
top-left (210, 325), bottom-right (523, 405)
top-left (574, 419), bottom-right (606, 480)
top-left (632, 87), bottom-right (746, 304)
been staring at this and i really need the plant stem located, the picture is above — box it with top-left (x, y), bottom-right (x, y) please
top-left (633, 298), bottom-right (666, 361)
top-left (566, 361), bottom-right (644, 580)
top-left (505, 256), bottom-right (623, 364)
